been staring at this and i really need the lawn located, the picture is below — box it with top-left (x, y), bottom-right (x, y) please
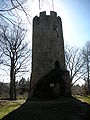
top-left (0, 100), bottom-right (25, 119)
top-left (74, 95), bottom-right (90, 104)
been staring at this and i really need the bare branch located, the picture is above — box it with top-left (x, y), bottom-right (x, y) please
top-left (65, 44), bottom-right (85, 85)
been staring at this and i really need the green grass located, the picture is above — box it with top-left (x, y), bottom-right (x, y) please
top-left (0, 100), bottom-right (25, 119)
top-left (74, 95), bottom-right (90, 104)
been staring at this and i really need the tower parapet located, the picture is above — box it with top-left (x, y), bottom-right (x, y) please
top-left (40, 11), bottom-right (46, 17)
top-left (50, 11), bottom-right (57, 17)
top-left (40, 11), bottom-right (57, 17)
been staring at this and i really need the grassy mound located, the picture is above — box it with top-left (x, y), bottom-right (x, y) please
top-left (0, 100), bottom-right (25, 119)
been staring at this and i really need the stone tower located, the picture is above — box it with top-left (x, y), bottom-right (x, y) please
top-left (28, 11), bottom-right (71, 99)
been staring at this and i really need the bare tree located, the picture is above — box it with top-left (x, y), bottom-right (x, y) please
top-left (0, 23), bottom-right (31, 100)
top-left (0, 0), bottom-right (31, 25)
top-left (0, 52), bottom-right (3, 65)
top-left (0, 42), bottom-right (3, 64)
top-left (81, 41), bottom-right (90, 94)
top-left (65, 44), bottom-right (85, 86)
top-left (0, 0), bottom-right (54, 25)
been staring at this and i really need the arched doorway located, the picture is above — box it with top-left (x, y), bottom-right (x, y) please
top-left (55, 60), bottom-right (60, 69)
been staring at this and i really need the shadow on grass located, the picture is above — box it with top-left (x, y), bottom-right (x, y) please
top-left (1, 97), bottom-right (90, 120)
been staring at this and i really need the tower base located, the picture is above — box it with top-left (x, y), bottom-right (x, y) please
top-left (28, 68), bottom-right (71, 100)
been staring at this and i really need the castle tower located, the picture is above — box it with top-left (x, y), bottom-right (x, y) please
top-left (28, 11), bottom-right (71, 99)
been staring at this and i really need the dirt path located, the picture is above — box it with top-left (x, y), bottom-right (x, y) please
top-left (1, 97), bottom-right (90, 120)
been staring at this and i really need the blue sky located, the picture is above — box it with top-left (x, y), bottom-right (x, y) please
top-left (55, 0), bottom-right (90, 47)
top-left (28, 0), bottom-right (90, 47)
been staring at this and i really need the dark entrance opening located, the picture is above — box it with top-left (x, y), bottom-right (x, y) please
top-left (55, 60), bottom-right (60, 69)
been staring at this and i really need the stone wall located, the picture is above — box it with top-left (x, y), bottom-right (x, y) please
top-left (31, 11), bottom-right (65, 87)
top-left (28, 11), bottom-right (71, 99)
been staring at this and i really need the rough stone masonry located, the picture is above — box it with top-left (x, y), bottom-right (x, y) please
top-left (28, 11), bottom-right (71, 99)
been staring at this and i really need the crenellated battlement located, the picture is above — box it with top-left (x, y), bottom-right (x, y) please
top-left (40, 11), bottom-right (46, 17)
top-left (39, 11), bottom-right (57, 17)
top-left (33, 11), bottom-right (59, 25)
top-left (50, 11), bottom-right (57, 17)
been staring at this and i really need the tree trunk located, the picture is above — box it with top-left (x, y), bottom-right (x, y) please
top-left (87, 78), bottom-right (90, 95)
top-left (87, 55), bottom-right (90, 95)
top-left (9, 57), bottom-right (16, 100)
top-left (87, 67), bottom-right (90, 94)
top-left (13, 73), bottom-right (16, 100)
